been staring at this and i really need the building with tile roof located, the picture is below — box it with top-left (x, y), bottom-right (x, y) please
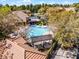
top-left (12, 11), bottom-right (29, 25)
top-left (2, 37), bottom-right (46, 59)
top-left (0, 41), bottom-right (6, 59)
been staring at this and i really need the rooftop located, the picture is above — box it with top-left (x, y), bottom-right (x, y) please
top-left (29, 16), bottom-right (40, 22)
top-left (7, 37), bottom-right (46, 59)
top-left (0, 41), bottom-right (6, 59)
top-left (31, 35), bottom-right (52, 43)
top-left (12, 11), bottom-right (29, 22)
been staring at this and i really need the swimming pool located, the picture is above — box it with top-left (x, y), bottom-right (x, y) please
top-left (27, 25), bottom-right (51, 38)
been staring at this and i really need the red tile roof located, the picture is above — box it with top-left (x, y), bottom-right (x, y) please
top-left (18, 44), bottom-right (46, 59)
top-left (17, 37), bottom-right (46, 59)
top-left (13, 37), bottom-right (27, 44)
top-left (25, 51), bottom-right (46, 59)
top-left (7, 37), bottom-right (47, 59)
top-left (0, 42), bottom-right (6, 59)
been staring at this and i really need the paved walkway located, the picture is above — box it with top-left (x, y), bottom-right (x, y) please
top-left (51, 48), bottom-right (77, 59)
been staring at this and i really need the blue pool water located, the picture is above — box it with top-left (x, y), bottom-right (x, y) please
top-left (27, 25), bottom-right (50, 37)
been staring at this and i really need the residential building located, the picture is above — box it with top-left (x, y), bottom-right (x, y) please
top-left (12, 11), bottom-right (29, 25)
top-left (2, 37), bottom-right (46, 59)
top-left (22, 10), bottom-right (31, 16)
top-left (28, 16), bottom-right (41, 25)
top-left (0, 41), bottom-right (6, 59)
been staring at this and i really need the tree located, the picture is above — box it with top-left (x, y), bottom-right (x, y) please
top-left (0, 4), bottom-right (3, 7)
top-left (72, 3), bottom-right (79, 8)
top-left (10, 5), bottom-right (17, 11)
top-left (0, 6), bottom-right (11, 16)
top-left (38, 6), bottom-right (49, 15)
top-left (0, 6), bottom-right (17, 40)
top-left (47, 9), bottom-right (78, 48)
top-left (5, 4), bottom-right (9, 7)
top-left (19, 5), bottom-right (26, 10)
top-left (46, 8), bottom-right (79, 59)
